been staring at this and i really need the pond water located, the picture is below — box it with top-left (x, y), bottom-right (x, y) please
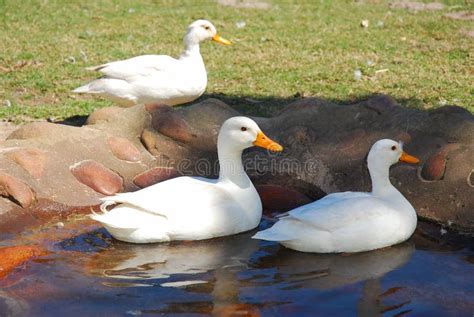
top-left (1, 219), bottom-right (473, 317)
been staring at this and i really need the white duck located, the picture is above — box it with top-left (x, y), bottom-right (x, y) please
top-left (91, 116), bottom-right (283, 243)
top-left (73, 19), bottom-right (231, 107)
top-left (253, 139), bottom-right (420, 253)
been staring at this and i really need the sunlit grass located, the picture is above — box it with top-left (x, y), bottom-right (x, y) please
top-left (0, 0), bottom-right (472, 122)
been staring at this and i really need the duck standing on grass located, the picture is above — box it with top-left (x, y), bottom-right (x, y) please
top-left (253, 139), bottom-right (420, 253)
top-left (73, 19), bottom-right (231, 106)
top-left (91, 117), bottom-right (283, 243)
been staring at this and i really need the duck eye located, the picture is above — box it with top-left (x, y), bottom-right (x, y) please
top-left (391, 146), bottom-right (397, 151)
top-left (204, 25), bottom-right (210, 30)
top-left (241, 127), bottom-right (247, 132)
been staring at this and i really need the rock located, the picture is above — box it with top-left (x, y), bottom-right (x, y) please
top-left (389, 2), bottom-right (444, 11)
top-left (133, 167), bottom-right (180, 188)
top-left (151, 110), bottom-right (193, 143)
top-left (0, 245), bottom-right (46, 279)
top-left (0, 172), bottom-right (35, 207)
top-left (107, 136), bottom-right (141, 162)
top-left (86, 106), bottom-right (124, 125)
top-left (7, 122), bottom-right (75, 140)
top-left (70, 160), bottom-right (123, 195)
top-left (444, 11), bottom-right (474, 21)
top-left (256, 185), bottom-right (312, 213)
top-left (145, 103), bottom-right (173, 114)
top-left (5, 148), bottom-right (47, 179)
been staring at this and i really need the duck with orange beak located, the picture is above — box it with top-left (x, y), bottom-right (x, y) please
top-left (253, 139), bottom-right (421, 253)
top-left (73, 19), bottom-right (231, 107)
top-left (92, 117), bottom-right (283, 243)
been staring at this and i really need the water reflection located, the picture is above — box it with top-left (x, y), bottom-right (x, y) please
top-left (85, 232), bottom-right (259, 283)
top-left (251, 242), bottom-right (414, 290)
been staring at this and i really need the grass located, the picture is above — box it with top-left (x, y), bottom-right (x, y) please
top-left (0, 0), bottom-right (473, 122)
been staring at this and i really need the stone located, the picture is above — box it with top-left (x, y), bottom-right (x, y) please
top-left (151, 110), bottom-right (193, 143)
top-left (0, 172), bottom-right (35, 207)
top-left (389, 2), bottom-right (444, 11)
top-left (133, 167), bottom-right (181, 188)
top-left (86, 106), bottom-right (124, 125)
top-left (256, 185), bottom-right (313, 213)
top-left (70, 160), bottom-right (123, 195)
top-left (107, 136), bottom-right (141, 162)
top-left (420, 144), bottom-right (461, 181)
top-left (6, 122), bottom-right (75, 140)
top-left (145, 103), bottom-right (173, 114)
top-left (0, 245), bottom-right (46, 279)
top-left (444, 11), bottom-right (474, 21)
top-left (6, 148), bottom-right (47, 179)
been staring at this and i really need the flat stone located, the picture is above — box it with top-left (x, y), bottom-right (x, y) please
top-left (145, 103), bottom-right (173, 114)
top-left (390, 2), bottom-right (444, 11)
top-left (444, 11), bottom-right (474, 21)
top-left (133, 167), bottom-right (181, 188)
top-left (107, 136), bottom-right (141, 162)
top-left (70, 160), bottom-right (123, 195)
top-left (141, 129), bottom-right (159, 155)
top-left (86, 106), bottom-right (124, 125)
top-left (6, 122), bottom-right (74, 140)
top-left (0, 172), bottom-right (35, 207)
top-left (421, 144), bottom-right (460, 181)
top-left (256, 184), bottom-right (312, 213)
top-left (0, 245), bottom-right (47, 279)
top-left (6, 148), bottom-right (47, 179)
top-left (152, 111), bottom-right (192, 143)
top-left (363, 95), bottom-right (398, 114)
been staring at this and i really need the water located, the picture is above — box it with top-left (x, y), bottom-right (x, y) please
top-left (1, 219), bottom-right (473, 317)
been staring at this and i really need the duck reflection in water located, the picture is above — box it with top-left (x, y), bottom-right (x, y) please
top-left (84, 229), bottom-right (414, 316)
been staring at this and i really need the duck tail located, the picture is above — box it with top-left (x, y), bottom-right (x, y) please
top-left (252, 228), bottom-right (292, 242)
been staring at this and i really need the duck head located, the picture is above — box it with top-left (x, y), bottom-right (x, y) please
top-left (218, 117), bottom-right (283, 153)
top-left (368, 139), bottom-right (419, 167)
top-left (184, 20), bottom-right (231, 46)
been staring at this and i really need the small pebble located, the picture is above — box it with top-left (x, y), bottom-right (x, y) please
top-left (361, 19), bottom-right (369, 28)
top-left (79, 50), bottom-right (88, 62)
top-left (354, 69), bottom-right (362, 81)
top-left (440, 228), bottom-right (447, 235)
top-left (235, 21), bottom-right (246, 28)
top-left (65, 56), bottom-right (76, 64)
top-left (4, 100), bottom-right (12, 107)
top-left (128, 8), bottom-right (135, 13)
top-left (55, 222), bottom-right (65, 229)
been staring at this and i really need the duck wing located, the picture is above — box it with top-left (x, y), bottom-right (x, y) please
top-left (100, 176), bottom-right (233, 218)
top-left (287, 192), bottom-right (396, 232)
top-left (88, 54), bottom-right (179, 80)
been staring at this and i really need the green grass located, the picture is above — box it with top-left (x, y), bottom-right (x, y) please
top-left (0, 0), bottom-right (473, 122)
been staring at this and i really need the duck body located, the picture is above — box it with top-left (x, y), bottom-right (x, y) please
top-left (253, 139), bottom-right (419, 253)
top-left (93, 175), bottom-right (262, 243)
top-left (73, 20), bottom-right (230, 107)
top-left (91, 116), bottom-right (283, 243)
top-left (75, 52), bottom-right (207, 107)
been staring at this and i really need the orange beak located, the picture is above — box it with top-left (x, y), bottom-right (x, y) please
top-left (253, 131), bottom-right (283, 152)
top-left (399, 151), bottom-right (420, 164)
top-left (212, 34), bottom-right (232, 45)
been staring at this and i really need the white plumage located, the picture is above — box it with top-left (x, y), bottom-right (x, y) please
top-left (91, 116), bottom-right (283, 243)
top-left (253, 139), bottom-right (420, 253)
top-left (73, 20), bottom-right (231, 107)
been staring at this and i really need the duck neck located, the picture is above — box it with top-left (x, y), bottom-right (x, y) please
top-left (217, 141), bottom-right (251, 188)
top-left (180, 37), bottom-right (201, 59)
top-left (368, 160), bottom-right (395, 197)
